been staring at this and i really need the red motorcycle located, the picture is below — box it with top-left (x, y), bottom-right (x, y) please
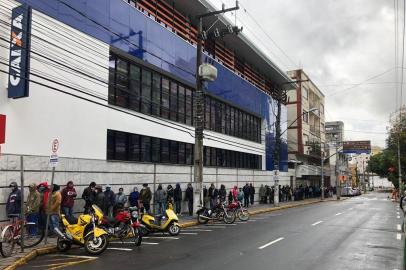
top-left (227, 201), bottom-right (250, 221)
top-left (101, 206), bottom-right (143, 246)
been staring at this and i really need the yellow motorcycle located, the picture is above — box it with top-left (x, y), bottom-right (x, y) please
top-left (140, 203), bottom-right (180, 236)
top-left (55, 205), bottom-right (109, 255)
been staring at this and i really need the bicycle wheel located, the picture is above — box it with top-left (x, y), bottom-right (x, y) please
top-left (1, 226), bottom-right (15, 257)
top-left (19, 223), bottom-right (44, 248)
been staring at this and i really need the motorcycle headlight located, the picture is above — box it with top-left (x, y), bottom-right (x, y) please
top-left (131, 211), bottom-right (138, 219)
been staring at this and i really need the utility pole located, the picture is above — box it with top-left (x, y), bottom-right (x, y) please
top-left (273, 91), bottom-right (282, 207)
top-left (193, 2), bottom-right (240, 214)
top-left (321, 143), bottom-right (324, 200)
top-left (335, 141), bottom-right (341, 200)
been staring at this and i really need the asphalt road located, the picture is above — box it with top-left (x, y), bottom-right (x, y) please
top-left (20, 192), bottom-right (403, 270)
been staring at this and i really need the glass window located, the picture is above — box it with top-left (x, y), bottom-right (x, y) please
top-left (115, 59), bottom-right (129, 107)
top-left (178, 86), bottom-right (185, 123)
top-left (107, 129), bottom-right (115, 160)
top-left (210, 147), bottom-right (216, 166)
top-left (108, 56), bottom-right (116, 104)
top-left (303, 110), bottom-right (309, 123)
top-left (151, 73), bottom-right (161, 116)
top-left (302, 87), bottom-right (308, 99)
top-left (128, 134), bottom-right (141, 161)
top-left (230, 107), bottom-right (235, 136)
top-left (170, 82), bottom-right (178, 121)
top-left (185, 89), bottom-right (193, 125)
top-left (225, 105), bottom-right (230, 135)
top-left (151, 137), bottom-right (160, 163)
top-left (129, 64), bottom-right (141, 112)
top-left (141, 136), bottom-right (151, 162)
top-left (204, 97), bottom-right (210, 129)
top-left (170, 141), bottom-right (178, 163)
top-left (210, 98), bottom-right (216, 130)
top-left (115, 131), bottom-right (127, 161)
top-left (238, 111), bottom-right (243, 137)
top-left (185, 143), bottom-right (193, 165)
top-left (178, 143), bottom-right (186, 164)
top-left (221, 103), bottom-right (225, 134)
top-left (161, 139), bottom-right (170, 163)
top-left (141, 70), bottom-right (152, 114)
top-left (204, 146), bottom-right (210, 166)
top-left (161, 78), bottom-right (170, 119)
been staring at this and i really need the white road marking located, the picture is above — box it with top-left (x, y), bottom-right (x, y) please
top-left (397, 233), bottom-right (402, 240)
top-left (312, 221), bottom-right (323, 226)
top-left (258, 237), bottom-right (284, 250)
top-left (201, 226), bottom-right (226, 229)
top-left (397, 216), bottom-right (401, 219)
top-left (107, 247), bottom-right (133, 251)
top-left (247, 220), bottom-right (257, 222)
top-left (397, 224), bottom-right (402, 231)
top-left (143, 236), bottom-right (180, 240)
top-left (335, 212), bottom-right (343, 216)
top-left (349, 208), bottom-right (353, 210)
top-left (182, 229), bottom-right (213, 232)
top-left (179, 232), bottom-right (198, 235)
top-left (110, 241), bottom-right (159, 245)
top-left (269, 214), bottom-right (283, 217)
top-left (142, 242), bottom-right (160, 245)
top-left (397, 212), bottom-right (400, 215)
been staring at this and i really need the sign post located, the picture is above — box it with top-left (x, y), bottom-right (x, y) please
top-left (44, 139), bottom-right (59, 244)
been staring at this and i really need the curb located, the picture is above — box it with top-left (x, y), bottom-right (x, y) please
top-left (179, 197), bottom-right (348, 228)
top-left (3, 246), bottom-right (57, 270)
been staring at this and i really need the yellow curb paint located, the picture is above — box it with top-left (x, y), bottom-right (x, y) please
top-left (3, 246), bottom-right (57, 270)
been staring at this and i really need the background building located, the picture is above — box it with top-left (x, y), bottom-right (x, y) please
top-left (286, 69), bottom-right (326, 187)
top-left (0, 0), bottom-right (294, 221)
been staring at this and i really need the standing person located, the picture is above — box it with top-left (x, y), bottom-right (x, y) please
top-left (46, 184), bottom-right (62, 235)
top-left (174, 183), bottom-right (183, 215)
top-left (203, 185), bottom-right (210, 208)
top-left (231, 185), bottom-right (238, 202)
top-left (185, 183), bottom-right (193, 216)
top-left (140, 184), bottom-right (152, 214)
top-left (115, 187), bottom-right (128, 208)
top-left (237, 188), bottom-right (244, 203)
top-left (94, 185), bottom-right (107, 214)
top-left (26, 183), bottom-right (40, 235)
top-left (37, 182), bottom-right (50, 229)
top-left (228, 190), bottom-right (233, 204)
top-left (61, 181), bottom-right (77, 220)
top-left (155, 184), bottom-right (166, 215)
top-left (208, 184), bottom-right (217, 209)
top-left (166, 184), bottom-right (175, 206)
top-left (243, 183), bottom-right (250, 207)
top-left (218, 185), bottom-right (227, 203)
top-left (82, 182), bottom-right (96, 214)
top-left (6, 181), bottom-right (21, 218)
top-left (104, 185), bottom-right (115, 218)
top-left (129, 187), bottom-right (139, 208)
top-left (259, 184), bottom-right (266, 204)
top-left (249, 183), bottom-right (255, 205)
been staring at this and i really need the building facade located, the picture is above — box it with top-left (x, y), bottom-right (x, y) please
top-left (286, 69), bottom-right (327, 187)
top-left (0, 0), bottom-right (293, 221)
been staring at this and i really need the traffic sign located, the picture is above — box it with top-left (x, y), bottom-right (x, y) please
top-left (49, 154), bottom-right (58, 167)
top-left (52, 139), bottom-right (59, 153)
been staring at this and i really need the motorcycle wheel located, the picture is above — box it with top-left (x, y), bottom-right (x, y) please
top-left (56, 237), bottom-right (71, 252)
top-left (197, 214), bottom-right (209, 224)
top-left (223, 210), bottom-right (236, 224)
top-left (238, 209), bottom-right (250, 221)
top-left (168, 223), bottom-right (180, 236)
top-left (84, 233), bottom-right (108, 255)
top-left (132, 227), bottom-right (142, 246)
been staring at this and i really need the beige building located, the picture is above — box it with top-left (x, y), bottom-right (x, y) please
top-left (286, 69), bottom-right (327, 187)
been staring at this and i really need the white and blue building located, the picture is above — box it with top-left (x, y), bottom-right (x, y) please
top-left (0, 0), bottom-right (294, 220)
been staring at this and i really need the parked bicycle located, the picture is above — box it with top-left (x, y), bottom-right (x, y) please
top-left (0, 214), bottom-right (44, 257)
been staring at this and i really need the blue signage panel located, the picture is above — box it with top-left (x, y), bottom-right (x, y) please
top-left (8, 4), bottom-right (31, 99)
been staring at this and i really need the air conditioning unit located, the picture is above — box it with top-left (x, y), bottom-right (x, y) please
top-left (198, 63), bottom-right (217, 81)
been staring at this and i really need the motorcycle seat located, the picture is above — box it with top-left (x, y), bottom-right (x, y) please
top-left (65, 215), bottom-right (78, 225)
top-left (104, 216), bottom-right (118, 225)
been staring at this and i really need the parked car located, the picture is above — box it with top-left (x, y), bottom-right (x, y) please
top-left (352, 188), bottom-right (361, 196)
top-left (341, 187), bottom-right (354, 197)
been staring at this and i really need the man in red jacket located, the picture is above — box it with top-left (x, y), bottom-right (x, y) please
top-left (61, 181), bottom-right (77, 220)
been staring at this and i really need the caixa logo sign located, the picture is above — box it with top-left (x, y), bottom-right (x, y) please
top-left (8, 4), bottom-right (31, 99)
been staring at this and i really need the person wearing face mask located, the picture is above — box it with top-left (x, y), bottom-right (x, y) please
top-left (129, 187), bottom-right (139, 208)
top-left (104, 184), bottom-right (116, 218)
top-left (37, 182), bottom-right (50, 229)
top-left (61, 181), bottom-right (77, 220)
top-left (115, 187), bottom-right (127, 208)
top-left (94, 185), bottom-right (107, 214)
top-left (46, 184), bottom-right (62, 236)
top-left (6, 181), bottom-right (21, 218)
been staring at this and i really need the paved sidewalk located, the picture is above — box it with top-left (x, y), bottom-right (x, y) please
top-left (0, 238), bottom-right (57, 270)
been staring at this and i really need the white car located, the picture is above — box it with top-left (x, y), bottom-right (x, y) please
top-left (341, 187), bottom-right (354, 197)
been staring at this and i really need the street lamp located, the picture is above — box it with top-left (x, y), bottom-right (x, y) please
top-left (273, 107), bottom-right (318, 207)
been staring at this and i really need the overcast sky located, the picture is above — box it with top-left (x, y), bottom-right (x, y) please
top-left (210, 0), bottom-right (399, 148)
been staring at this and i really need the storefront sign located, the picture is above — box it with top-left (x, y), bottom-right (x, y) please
top-left (8, 4), bottom-right (31, 99)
